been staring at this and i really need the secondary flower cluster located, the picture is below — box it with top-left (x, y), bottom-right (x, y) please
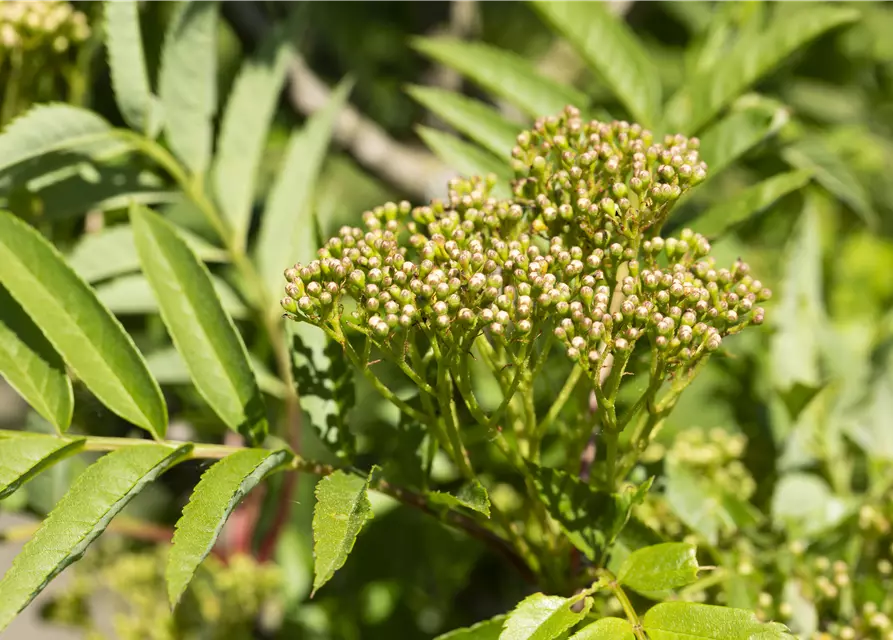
top-left (0, 1), bottom-right (89, 52)
top-left (281, 107), bottom-right (768, 384)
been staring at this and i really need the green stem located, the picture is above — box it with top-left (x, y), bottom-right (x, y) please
top-left (536, 364), bottom-right (583, 438)
top-left (437, 350), bottom-right (474, 478)
top-left (600, 570), bottom-right (647, 640)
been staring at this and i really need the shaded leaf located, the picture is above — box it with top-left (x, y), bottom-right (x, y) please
top-left (528, 463), bottom-right (651, 562)
top-left (0, 434), bottom-right (84, 500)
top-left (0, 104), bottom-right (127, 175)
top-left (167, 448), bottom-right (291, 606)
top-left (0, 211), bottom-right (167, 438)
top-left (0, 285), bottom-right (73, 431)
top-left (131, 205), bottom-right (267, 444)
top-left (105, 1), bottom-right (159, 134)
top-left (416, 125), bottom-right (512, 196)
top-left (213, 24), bottom-right (292, 247)
top-left (94, 273), bottom-right (248, 319)
top-left (783, 136), bottom-right (877, 227)
top-left (569, 618), bottom-right (634, 640)
top-left (616, 542), bottom-right (699, 593)
top-left (665, 6), bottom-right (859, 132)
top-left (159, 1), bottom-right (218, 175)
top-left (500, 592), bottom-right (591, 640)
top-left (642, 602), bottom-right (795, 639)
top-left (0, 444), bottom-right (190, 630)
top-left (407, 86), bottom-right (520, 158)
top-left (690, 169), bottom-right (812, 239)
top-left (257, 79), bottom-right (351, 303)
top-left (428, 479), bottom-right (491, 517)
top-left (412, 37), bottom-right (588, 119)
top-left (311, 469), bottom-right (373, 595)
top-left (69, 223), bottom-right (226, 284)
top-left (533, 1), bottom-right (662, 126)
top-left (435, 616), bottom-right (506, 640)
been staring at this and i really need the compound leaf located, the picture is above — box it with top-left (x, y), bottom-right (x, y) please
top-left (0, 434), bottom-right (84, 500)
top-left (105, 0), bottom-right (159, 134)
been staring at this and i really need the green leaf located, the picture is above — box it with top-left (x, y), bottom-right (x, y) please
top-left (0, 434), bottom-right (84, 500)
top-left (131, 205), bottom-right (267, 444)
top-left (0, 104), bottom-right (127, 175)
top-left (213, 25), bottom-right (292, 247)
top-left (105, 1), bottom-right (159, 134)
top-left (528, 463), bottom-right (651, 561)
top-left (665, 6), bottom-right (859, 132)
top-left (698, 97), bottom-right (790, 179)
top-left (0, 211), bottom-right (168, 438)
top-left (435, 616), bottom-right (506, 640)
top-left (782, 136), bottom-right (877, 227)
top-left (616, 542), bottom-right (699, 593)
top-left (642, 602), bottom-right (795, 639)
top-left (771, 472), bottom-right (848, 538)
top-left (781, 579), bottom-right (818, 638)
top-left (0, 444), bottom-right (189, 630)
top-left (94, 273), bottom-right (248, 319)
top-left (690, 169), bottom-right (812, 239)
top-left (499, 592), bottom-right (591, 640)
top-left (428, 479), bottom-right (491, 517)
top-left (407, 86), bottom-right (520, 158)
top-left (0, 285), bottom-right (73, 431)
top-left (569, 618), bottom-right (634, 640)
top-left (146, 346), bottom-right (287, 399)
top-left (532, 1), bottom-right (662, 126)
top-left (69, 223), bottom-right (226, 284)
top-left (159, 1), bottom-right (218, 175)
top-left (257, 80), bottom-right (351, 303)
top-left (167, 448), bottom-right (291, 606)
top-left (412, 37), bottom-right (588, 119)
top-left (416, 125), bottom-right (512, 196)
top-left (311, 469), bottom-right (373, 595)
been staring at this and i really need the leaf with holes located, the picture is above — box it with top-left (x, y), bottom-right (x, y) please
top-left (0, 444), bottom-right (190, 630)
top-left (0, 434), bottom-right (84, 500)
top-left (131, 205), bottom-right (267, 444)
top-left (0, 211), bottom-right (167, 438)
top-left (0, 285), bottom-right (73, 431)
top-left (500, 592), bottom-right (591, 640)
top-left (167, 448), bottom-right (292, 606)
top-left (311, 469), bottom-right (373, 595)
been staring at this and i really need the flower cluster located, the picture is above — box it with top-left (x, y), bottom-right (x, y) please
top-left (281, 106), bottom-right (768, 390)
top-left (0, 1), bottom-right (89, 53)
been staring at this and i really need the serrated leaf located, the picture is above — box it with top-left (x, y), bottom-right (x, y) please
top-left (167, 448), bottom-right (291, 606)
top-left (569, 618), bottom-right (634, 640)
top-left (105, 1), bottom-right (159, 134)
top-left (500, 592), bottom-right (591, 640)
top-left (407, 86), bottom-right (520, 158)
top-left (69, 223), bottom-right (227, 284)
top-left (416, 125), bottom-right (512, 196)
top-left (0, 444), bottom-right (190, 630)
top-left (428, 479), bottom-right (491, 517)
top-left (0, 104), bottom-right (127, 175)
top-left (782, 136), bottom-right (877, 227)
top-left (311, 469), bottom-right (373, 595)
top-left (213, 25), bottom-right (292, 247)
top-left (0, 285), bottom-right (73, 431)
top-left (146, 346), bottom-right (287, 399)
top-left (435, 615), bottom-right (506, 640)
top-left (412, 37), bottom-right (588, 119)
top-left (617, 542), bottom-right (699, 593)
top-left (698, 97), bottom-right (789, 179)
top-left (528, 463), bottom-right (651, 562)
top-left (257, 80), bottom-right (351, 303)
top-left (159, 1), bottom-right (218, 175)
top-left (0, 435), bottom-right (84, 500)
top-left (642, 602), bottom-right (795, 640)
top-left (665, 6), bottom-right (859, 132)
top-left (131, 205), bottom-right (267, 444)
top-left (533, 1), bottom-right (662, 126)
top-left (690, 169), bottom-right (812, 239)
top-left (95, 273), bottom-right (248, 319)
top-left (0, 211), bottom-right (167, 438)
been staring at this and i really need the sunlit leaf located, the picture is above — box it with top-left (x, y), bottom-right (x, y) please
top-left (0, 434), bottom-right (84, 500)
top-left (428, 479), bottom-right (491, 517)
top-left (643, 602), bottom-right (795, 639)
top-left (500, 592), bottom-right (591, 640)
top-left (569, 618), bottom-right (634, 640)
top-left (616, 542), bottom-right (699, 593)
top-left (416, 125), bottom-right (512, 196)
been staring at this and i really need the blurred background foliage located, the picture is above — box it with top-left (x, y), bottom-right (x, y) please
top-left (3, 1), bottom-right (893, 639)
